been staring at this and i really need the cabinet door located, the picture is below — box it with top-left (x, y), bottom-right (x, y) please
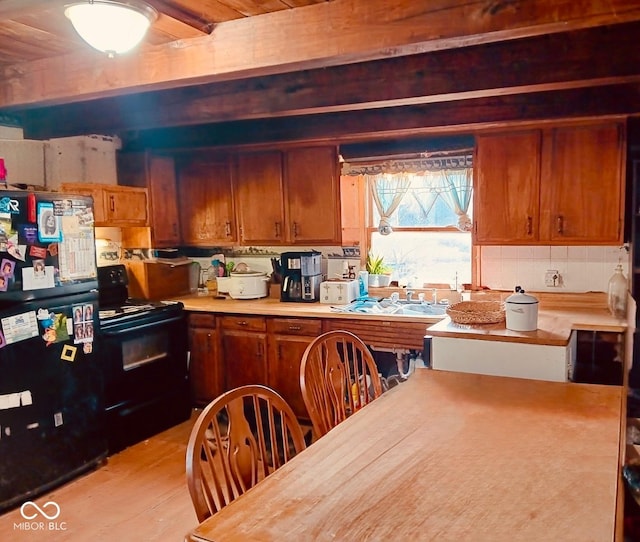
top-left (473, 131), bottom-right (541, 244)
top-left (285, 146), bottom-right (341, 244)
top-left (178, 158), bottom-right (237, 245)
top-left (235, 151), bottom-right (286, 244)
top-left (61, 183), bottom-right (107, 223)
top-left (104, 187), bottom-right (148, 225)
top-left (147, 155), bottom-right (181, 246)
top-left (221, 330), bottom-right (268, 389)
top-left (544, 123), bottom-right (624, 244)
top-left (268, 334), bottom-right (313, 419)
top-left (189, 325), bottom-right (222, 406)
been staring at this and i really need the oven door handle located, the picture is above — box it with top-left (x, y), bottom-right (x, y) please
top-left (101, 315), bottom-right (183, 336)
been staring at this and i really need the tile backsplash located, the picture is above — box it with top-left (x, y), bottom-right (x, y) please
top-left (480, 245), bottom-right (629, 293)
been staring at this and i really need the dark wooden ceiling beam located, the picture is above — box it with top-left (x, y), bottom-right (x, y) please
top-left (3, 0), bottom-right (640, 109)
top-left (146, 0), bottom-right (215, 33)
top-left (17, 22), bottom-right (640, 139)
top-left (118, 83), bottom-right (640, 151)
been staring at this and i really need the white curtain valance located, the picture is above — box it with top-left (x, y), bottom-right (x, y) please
top-left (341, 153), bottom-right (473, 176)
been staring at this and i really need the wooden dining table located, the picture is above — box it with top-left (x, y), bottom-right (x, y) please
top-left (186, 368), bottom-right (624, 542)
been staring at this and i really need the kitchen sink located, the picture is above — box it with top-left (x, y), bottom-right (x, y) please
top-left (392, 303), bottom-right (448, 316)
top-left (331, 298), bottom-right (448, 318)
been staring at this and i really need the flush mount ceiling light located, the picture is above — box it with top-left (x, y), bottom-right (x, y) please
top-left (65, 0), bottom-right (158, 57)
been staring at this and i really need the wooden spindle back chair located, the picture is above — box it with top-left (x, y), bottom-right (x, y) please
top-left (299, 330), bottom-right (383, 439)
top-left (186, 385), bottom-right (306, 522)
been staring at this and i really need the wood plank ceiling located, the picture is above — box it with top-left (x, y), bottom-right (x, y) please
top-left (1, 0), bottom-right (640, 149)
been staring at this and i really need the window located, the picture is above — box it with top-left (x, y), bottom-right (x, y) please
top-left (344, 154), bottom-right (473, 288)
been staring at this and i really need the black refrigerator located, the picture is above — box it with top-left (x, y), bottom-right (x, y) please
top-left (0, 190), bottom-right (107, 513)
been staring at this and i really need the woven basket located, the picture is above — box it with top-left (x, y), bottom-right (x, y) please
top-left (446, 300), bottom-right (505, 325)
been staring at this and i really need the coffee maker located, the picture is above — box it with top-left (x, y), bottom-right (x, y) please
top-left (280, 251), bottom-right (322, 302)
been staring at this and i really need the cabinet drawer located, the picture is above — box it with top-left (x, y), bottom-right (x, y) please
top-left (221, 315), bottom-right (267, 332)
top-left (269, 317), bottom-right (322, 336)
top-left (189, 313), bottom-right (216, 328)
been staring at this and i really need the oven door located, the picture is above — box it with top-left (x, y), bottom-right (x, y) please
top-left (98, 309), bottom-right (191, 453)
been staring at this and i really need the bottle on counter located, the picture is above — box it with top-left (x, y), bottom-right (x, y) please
top-left (607, 263), bottom-right (628, 318)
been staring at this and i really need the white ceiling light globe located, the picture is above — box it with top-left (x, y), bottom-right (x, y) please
top-left (65, 1), bottom-right (157, 57)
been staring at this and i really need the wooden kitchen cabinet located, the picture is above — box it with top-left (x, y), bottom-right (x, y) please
top-left (543, 122), bottom-right (624, 243)
top-left (267, 318), bottom-right (322, 419)
top-left (473, 121), bottom-right (625, 245)
top-left (284, 146), bottom-right (341, 244)
top-left (117, 152), bottom-right (181, 246)
top-left (474, 130), bottom-right (542, 244)
top-left (220, 315), bottom-right (268, 389)
top-left (188, 313), bottom-right (222, 406)
top-left (235, 146), bottom-right (341, 245)
top-left (178, 154), bottom-right (237, 246)
top-left (62, 182), bottom-right (148, 226)
top-left (235, 151), bottom-right (286, 244)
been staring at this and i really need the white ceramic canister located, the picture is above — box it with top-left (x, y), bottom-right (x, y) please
top-left (504, 287), bottom-right (539, 331)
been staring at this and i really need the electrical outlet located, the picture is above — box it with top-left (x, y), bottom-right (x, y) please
top-left (545, 269), bottom-right (560, 287)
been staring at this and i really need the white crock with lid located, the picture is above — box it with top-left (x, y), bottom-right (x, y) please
top-left (504, 286), bottom-right (539, 332)
top-left (228, 270), bottom-right (269, 299)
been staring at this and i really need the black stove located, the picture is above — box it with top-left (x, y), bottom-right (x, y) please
top-left (97, 264), bottom-right (183, 327)
top-left (96, 263), bottom-right (190, 454)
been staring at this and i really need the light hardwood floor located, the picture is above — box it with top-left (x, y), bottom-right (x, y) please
top-left (0, 412), bottom-right (199, 542)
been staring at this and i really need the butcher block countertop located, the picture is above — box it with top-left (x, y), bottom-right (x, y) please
top-left (169, 291), bottom-right (626, 347)
top-left (428, 308), bottom-right (626, 347)
top-left (170, 293), bottom-right (445, 324)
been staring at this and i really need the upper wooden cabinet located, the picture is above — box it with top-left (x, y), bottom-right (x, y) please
top-left (117, 152), bottom-right (180, 246)
top-left (177, 155), bottom-right (237, 246)
top-left (284, 146), bottom-right (341, 244)
top-left (62, 182), bottom-right (148, 226)
top-left (473, 121), bottom-right (625, 245)
top-left (235, 151), bottom-right (286, 244)
top-left (235, 146), bottom-right (341, 245)
top-left (474, 130), bottom-right (542, 244)
top-left (543, 123), bottom-right (624, 244)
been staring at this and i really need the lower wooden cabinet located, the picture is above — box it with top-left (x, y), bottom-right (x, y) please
top-left (267, 318), bottom-right (322, 419)
top-left (192, 312), bottom-right (426, 419)
top-left (220, 316), bottom-right (269, 389)
top-left (188, 314), bottom-right (222, 406)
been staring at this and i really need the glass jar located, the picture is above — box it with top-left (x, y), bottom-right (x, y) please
top-left (607, 264), bottom-right (627, 318)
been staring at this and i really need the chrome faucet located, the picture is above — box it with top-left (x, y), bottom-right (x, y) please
top-left (432, 289), bottom-right (437, 304)
top-left (390, 292), bottom-right (399, 304)
top-left (406, 290), bottom-right (414, 302)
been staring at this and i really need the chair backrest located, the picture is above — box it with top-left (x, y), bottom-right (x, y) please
top-left (300, 330), bottom-right (383, 439)
top-left (185, 384), bottom-right (306, 522)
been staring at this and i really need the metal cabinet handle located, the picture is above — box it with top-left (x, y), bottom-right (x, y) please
top-left (556, 215), bottom-right (564, 234)
top-left (275, 222), bottom-right (282, 238)
top-left (292, 221), bottom-right (299, 238)
top-left (206, 332), bottom-right (211, 354)
top-left (288, 325), bottom-right (302, 331)
top-left (237, 320), bottom-right (248, 326)
top-left (225, 221), bottom-right (231, 237)
top-left (526, 216), bottom-right (532, 235)
top-left (109, 195), bottom-right (115, 212)
top-left (257, 343), bottom-right (263, 357)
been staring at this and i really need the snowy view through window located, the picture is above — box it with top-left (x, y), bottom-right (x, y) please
top-left (369, 173), bottom-right (472, 288)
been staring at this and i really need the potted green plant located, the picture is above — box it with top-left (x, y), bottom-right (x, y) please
top-left (366, 253), bottom-right (392, 288)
